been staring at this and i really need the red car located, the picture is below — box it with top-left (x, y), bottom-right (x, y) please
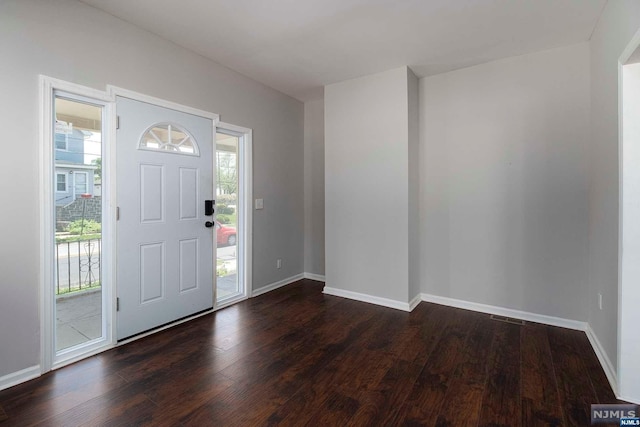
top-left (217, 224), bottom-right (237, 246)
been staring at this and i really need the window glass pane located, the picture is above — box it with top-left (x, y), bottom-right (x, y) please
top-left (53, 96), bottom-right (104, 352)
top-left (56, 174), bottom-right (66, 192)
top-left (216, 132), bottom-right (240, 302)
top-left (55, 132), bottom-right (68, 150)
top-left (140, 123), bottom-right (198, 155)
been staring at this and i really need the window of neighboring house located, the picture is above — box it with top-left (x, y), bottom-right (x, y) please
top-left (73, 172), bottom-right (88, 195)
top-left (55, 133), bottom-right (68, 151)
top-left (56, 173), bottom-right (67, 192)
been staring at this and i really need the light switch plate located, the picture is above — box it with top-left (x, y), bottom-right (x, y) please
top-left (255, 198), bottom-right (264, 210)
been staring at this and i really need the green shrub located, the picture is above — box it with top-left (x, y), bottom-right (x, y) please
top-left (67, 219), bottom-right (101, 235)
top-left (216, 263), bottom-right (228, 277)
top-left (217, 214), bottom-right (231, 224)
top-left (217, 194), bottom-right (237, 205)
top-left (217, 204), bottom-right (235, 215)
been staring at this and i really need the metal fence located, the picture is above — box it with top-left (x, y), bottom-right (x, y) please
top-left (55, 239), bottom-right (101, 295)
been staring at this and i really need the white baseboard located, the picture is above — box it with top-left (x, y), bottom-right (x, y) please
top-left (0, 365), bottom-right (41, 392)
top-left (618, 393), bottom-right (640, 405)
top-left (303, 272), bottom-right (326, 282)
top-left (252, 273), bottom-right (304, 297)
top-left (323, 286), bottom-right (414, 312)
top-left (409, 294), bottom-right (422, 311)
top-left (419, 292), bottom-right (625, 402)
top-left (420, 293), bottom-right (587, 331)
top-left (585, 324), bottom-right (620, 398)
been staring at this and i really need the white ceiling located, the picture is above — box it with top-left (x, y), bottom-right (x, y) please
top-left (79, 0), bottom-right (607, 102)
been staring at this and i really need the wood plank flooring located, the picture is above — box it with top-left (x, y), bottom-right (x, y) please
top-left (0, 280), bottom-right (622, 426)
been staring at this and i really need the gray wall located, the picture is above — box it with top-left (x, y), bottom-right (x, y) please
top-left (589, 0), bottom-right (640, 384)
top-left (303, 99), bottom-right (325, 276)
top-left (325, 67), bottom-right (412, 303)
top-left (419, 43), bottom-right (591, 321)
top-left (0, 0), bottom-right (303, 379)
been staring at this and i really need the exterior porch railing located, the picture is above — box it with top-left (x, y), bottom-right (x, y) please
top-left (55, 238), bottom-right (101, 295)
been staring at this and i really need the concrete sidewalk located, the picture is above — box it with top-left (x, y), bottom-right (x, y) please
top-left (56, 289), bottom-right (102, 351)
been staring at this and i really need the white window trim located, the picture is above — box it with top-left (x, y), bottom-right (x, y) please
top-left (215, 122), bottom-right (253, 308)
top-left (39, 76), bottom-right (115, 374)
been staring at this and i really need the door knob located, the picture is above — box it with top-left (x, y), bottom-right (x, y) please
top-left (205, 221), bottom-right (214, 228)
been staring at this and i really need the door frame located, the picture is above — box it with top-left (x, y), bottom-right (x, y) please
top-left (215, 122), bottom-right (253, 307)
top-left (617, 28), bottom-right (640, 404)
top-left (39, 76), bottom-right (115, 372)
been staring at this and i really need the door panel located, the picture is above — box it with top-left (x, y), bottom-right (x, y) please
top-left (140, 164), bottom-right (164, 222)
top-left (116, 96), bottom-right (214, 340)
top-left (139, 242), bottom-right (164, 303)
top-left (179, 238), bottom-right (198, 292)
top-left (179, 168), bottom-right (198, 220)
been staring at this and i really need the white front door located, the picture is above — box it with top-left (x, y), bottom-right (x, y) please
top-left (116, 96), bottom-right (214, 340)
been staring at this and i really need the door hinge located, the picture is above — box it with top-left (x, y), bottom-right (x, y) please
top-left (116, 297), bottom-right (120, 312)
top-left (116, 206), bottom-right (120, 221)
top-left (116, 115), bottom-right (120, 129)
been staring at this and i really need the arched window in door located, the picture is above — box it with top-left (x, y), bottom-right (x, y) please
top-left (139, 123), bottom-right (199, 156)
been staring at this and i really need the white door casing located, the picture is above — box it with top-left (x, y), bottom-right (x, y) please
top-left (116, 96), bottom-right (214, 340)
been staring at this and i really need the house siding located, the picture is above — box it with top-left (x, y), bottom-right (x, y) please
top-left (55, 130), bottom-right (84, 164)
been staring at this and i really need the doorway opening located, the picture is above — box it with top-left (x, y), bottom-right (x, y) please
top-left (619, 39), bottom-right (640, 403)
top-left (215, 124), bottom-right (252, 306)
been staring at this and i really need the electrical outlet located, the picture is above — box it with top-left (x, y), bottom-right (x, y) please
top-left (598, 293), bottom-right (603, 310)
top-left (276, 259), bottom-right (282, 269)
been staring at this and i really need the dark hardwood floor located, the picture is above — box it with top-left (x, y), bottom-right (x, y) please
top-left (0, 280), bottom-right (621, 426)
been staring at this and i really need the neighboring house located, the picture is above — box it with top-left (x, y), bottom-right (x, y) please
top-left (54, 123), bottom-right (97, 206)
